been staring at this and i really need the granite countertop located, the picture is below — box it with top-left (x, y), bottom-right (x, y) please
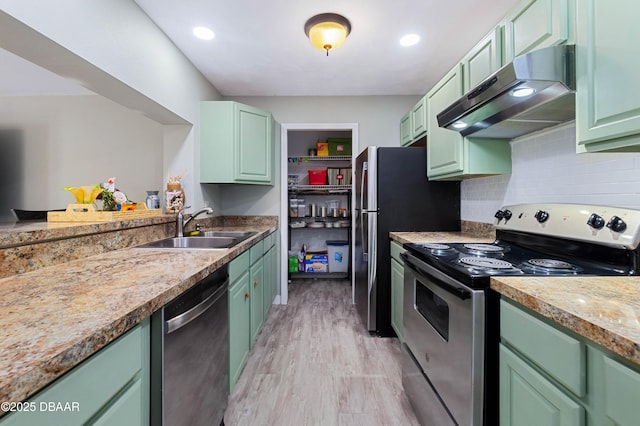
top-left (492, 276), bottom-right (640, 367)
top-left (0, 224), bottom-right (276, 406)
top-left (390, 231), bottom-right (495, 245)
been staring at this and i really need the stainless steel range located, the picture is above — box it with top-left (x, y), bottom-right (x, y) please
top-left (400, 203), bottom-right (640, 426)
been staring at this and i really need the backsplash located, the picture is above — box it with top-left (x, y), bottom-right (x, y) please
top-left (461, 123), bottom-right (640, 223)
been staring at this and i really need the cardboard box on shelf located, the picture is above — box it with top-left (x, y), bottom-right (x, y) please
top-left (305, 254), bottom-right (328, 272)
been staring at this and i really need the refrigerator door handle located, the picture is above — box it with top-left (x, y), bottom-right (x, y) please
top-left (361, 210), bottom-right (368, 261)
top-left (360, 161), bottom-right (368, 211)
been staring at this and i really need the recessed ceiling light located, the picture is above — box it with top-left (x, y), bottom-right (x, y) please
top-left (193, 26), bottom-right (215, 41)
top-left (400, 34), bottom-right (420, 47)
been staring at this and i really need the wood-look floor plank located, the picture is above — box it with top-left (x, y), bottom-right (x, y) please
top-left (224, 279), bottom-right (420, 426)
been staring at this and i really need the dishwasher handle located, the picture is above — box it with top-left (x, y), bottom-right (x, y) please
top-left (165, 277), bottom-right (229, 334)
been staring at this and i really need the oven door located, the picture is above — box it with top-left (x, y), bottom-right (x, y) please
top-left (401, 252), bottom-right (485, 426)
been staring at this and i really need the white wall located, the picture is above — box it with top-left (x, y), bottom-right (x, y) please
top-left (0, 95), bottom-right (164, 211)
top-left (219, 95), bottom-right (419, 216)
top-left (461, 122), bottom-right (640, 223)
top-left (0, 0), bottom-right (223, 212)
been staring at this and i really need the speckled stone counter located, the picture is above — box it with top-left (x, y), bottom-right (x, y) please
top-left (0, 219), bottom-right (277, 407)
top-left (390, 231), bottom-right (495, 245)
top-left (491, 276), bottom-right (640, 367)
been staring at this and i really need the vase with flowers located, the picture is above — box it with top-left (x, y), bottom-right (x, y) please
top-left (99, 177), bottom-right (129, 211)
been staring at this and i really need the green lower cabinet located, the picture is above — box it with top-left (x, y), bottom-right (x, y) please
top-left (228, 233), bottom-right (278, 392)
top-left (228, 255), bottom-right (251, 392)
top-left (249, 256), bottom-right (264, 345)
top-left (0, 319), bottom-right (150, 426)
top-left (500, 299), bottom-right (640, 426)
top-left (262, 244), bottom-right (277, 317)
top-left (500, 344), bottom-right (585, 426)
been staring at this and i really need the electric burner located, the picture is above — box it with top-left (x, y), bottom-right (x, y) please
top-left (528, 259), bottom-right (574, 269)
top-left (459, 257), bottom-right (516, 270)
top-left (463, 243), bottom-right (504, 253)
top-left (422, 243), bottom-right (451, 250)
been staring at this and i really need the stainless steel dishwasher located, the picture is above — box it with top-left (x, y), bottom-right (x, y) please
top-left (153, 265), bottom-right (229, 426)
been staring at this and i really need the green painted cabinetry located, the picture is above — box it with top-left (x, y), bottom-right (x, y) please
top-left (200, 101), bottom-right (274, 185)
top-left (400, 111), bottom-right (412, 146)
top-left (390, 241), bottom-right (405, 342)
top-left (427, 64), bottom-right (511, 180)
top-left (411, 95), bottom-right (428, 141)
top-left (576, 0), bottom-right (640, 152)
top-left (228, 232), bottom-right (278, 392)
top-left (249, 255), bottom-right (264, 345)
top-left (462, 26), bottom-right (503, 91)
top-left (504, 0), bottom-right (575, 61)
top-left (500, 299), bottom-right (640, 426)
top-left (0, 320), bottom-right (150, 426)
top-left (228, 251), bottom-right (251, 391)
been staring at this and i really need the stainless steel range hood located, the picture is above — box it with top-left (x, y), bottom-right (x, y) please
top-left (437, 44), bottom-right (575, 139)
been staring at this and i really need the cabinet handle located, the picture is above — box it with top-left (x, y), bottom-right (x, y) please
top-left (244, 292), bottom-right (250, 299)
top-left (253, 279), bottom-right (259, 287)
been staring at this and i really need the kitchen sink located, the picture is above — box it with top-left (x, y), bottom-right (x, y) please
top-left (199, 231), bottom-right (256, 239)
top-left (136, 231), bottom-right (256, 250)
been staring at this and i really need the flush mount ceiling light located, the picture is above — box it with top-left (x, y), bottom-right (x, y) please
top-left (511, 87), bottom-right (535, 98)
top-left (304, 13), bottom-right (351, 56)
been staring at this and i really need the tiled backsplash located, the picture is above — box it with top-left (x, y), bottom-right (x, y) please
top-left (461, 123), bottom-right (640, 223)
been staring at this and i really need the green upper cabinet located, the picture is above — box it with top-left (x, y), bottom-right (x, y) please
top-left (426, 64), bottom-right (511, 180)
top-left (575, 0), bottom-right (640, 152)
top-left (411, 95), bottom-right (428, 140)
top-left (504, 0), bottom-right (575, 61)
top-left (462, 26), bottom-right (504, 91)
top-left (427, 64), bottom-right (465, 178)
top-left (400, 111), bottom-right (412, 146)
top-left (200, 101), bottom-right (274, 185)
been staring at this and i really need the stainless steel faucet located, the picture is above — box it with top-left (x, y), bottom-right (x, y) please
top-left (177, 207), bottom-right (213, 237)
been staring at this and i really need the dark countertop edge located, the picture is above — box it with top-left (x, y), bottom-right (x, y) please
top-left (491, 279), bottom-right (640, 368)
top-left (0, 224), bottom-right (277, 408)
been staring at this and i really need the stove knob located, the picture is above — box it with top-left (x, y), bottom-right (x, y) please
top-left (534, 210), bottom-right (549, 223)
top-left (494, 210), bottom-right (505, 220)
top-left (606, 215), bottom-right (627, 233)
top-left (494, 209), bottom-right (513, 221)
top-left (503, 209), bottom-right (513, 220)
top-left (587, 213), bottom-right (605, 229)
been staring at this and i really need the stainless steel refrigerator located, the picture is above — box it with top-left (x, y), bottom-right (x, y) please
top-left (354, 146), bottom-right (460, 335)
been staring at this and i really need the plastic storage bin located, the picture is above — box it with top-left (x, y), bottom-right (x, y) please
top-left (327, 240), bottom-right (349, 273)
top-left (308, 169), bottom-right (327, 185)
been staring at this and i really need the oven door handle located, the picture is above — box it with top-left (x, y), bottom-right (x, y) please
top-left (401, 253), bottom-right (472, 301)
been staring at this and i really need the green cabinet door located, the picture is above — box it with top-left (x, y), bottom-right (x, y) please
top-left (463, 26), bottom-right (503, 91)
top-left (0, 320), bottom-right (149, 426)
top-left (263, 244), bottom-right (276, 317)
top-left (400, 111), bottom-right (412, 146)
top-left (576, 0), bottom-right (640, 152)
top-left (427, 64), bottom-right (465, 178)
top-left (200, 101), bottom-right (274, 185)
top-left (390, 257), bottom-right (404, 342)
top-left (249, 256), bottom-right (264, 345)
top-left (411, 95), bottom-right (428, 140)
top-left (504, 0), bottom-right (574, 61)
top-left (228, 267), bottom-right (251, 392)
top-left (500, 344), bottom-right (585, 426)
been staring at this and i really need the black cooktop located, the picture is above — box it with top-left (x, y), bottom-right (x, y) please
top-left (403, 240), bottom-right (632, 288)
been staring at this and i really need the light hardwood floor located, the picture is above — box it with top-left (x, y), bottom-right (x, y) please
top-left (224, 279), bottom-right (420, 426)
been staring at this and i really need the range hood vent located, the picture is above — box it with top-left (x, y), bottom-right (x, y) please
top-left (437, 44), bottom-right (575, 139)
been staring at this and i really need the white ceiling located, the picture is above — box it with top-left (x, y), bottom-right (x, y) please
top-left (134, 0), bottom-right (520, 97)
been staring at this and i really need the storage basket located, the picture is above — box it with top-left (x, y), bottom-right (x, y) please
top-left (327, 167), bottom-right (352, 185)
top-left (308, 169), bottom-right (327, 185)
top-left (327, 138), bottom-right (352, 156)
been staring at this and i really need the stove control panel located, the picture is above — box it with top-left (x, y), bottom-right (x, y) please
top-left (494, 203), bottom-right (640, 249)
